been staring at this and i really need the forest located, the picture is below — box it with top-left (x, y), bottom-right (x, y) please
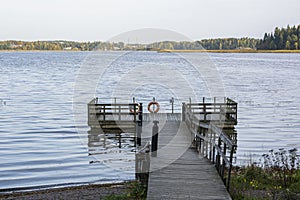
top-left (257, 25), bottom-right (300, 50)
top-left (0, 24), bottom-right (299, 51)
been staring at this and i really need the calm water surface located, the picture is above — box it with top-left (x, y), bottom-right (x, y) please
top-left (0, 51), bottom-right (299, 191)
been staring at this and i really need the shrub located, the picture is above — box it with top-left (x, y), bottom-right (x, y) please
top-left (230, 148), bottom-right (300, 200)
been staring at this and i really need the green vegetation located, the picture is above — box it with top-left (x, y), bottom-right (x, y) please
top-left (158, 49), bottom-right (300, 53)
top-left (230, 148), bottom-right (300, 200)
top-left (199, 38), bottom-right (259, 50)
top-left (257, 25), bottom-right (300, 50)
top-left (0, 40), bottom-right (124, 51)
top-left (102, 181), bottom-right (147, 200)
top-left (0, 24), bottom-right (299, 51)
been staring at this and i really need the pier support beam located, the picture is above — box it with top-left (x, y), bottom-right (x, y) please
top-left (151, 120), bottom-right (159, 157)
top-left (137, 103), bottom-right (143, 146)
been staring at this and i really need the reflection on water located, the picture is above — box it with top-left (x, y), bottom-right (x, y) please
top-left (87, 128), bottom-right (136, 168)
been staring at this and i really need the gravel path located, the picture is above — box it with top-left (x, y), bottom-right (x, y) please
top-left (0, 183), bottom-right (130, 200)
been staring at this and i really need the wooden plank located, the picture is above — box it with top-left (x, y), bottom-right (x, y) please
top-left (143, 113), bottom-right (182, 122)
top-left (147, 121), bottom-right (232, 200)
top-left (147, 149), bottom-right (232, 199)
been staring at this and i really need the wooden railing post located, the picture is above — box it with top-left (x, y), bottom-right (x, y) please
top-left (137, 103), bottom-right (143, 146)
top-left (151, 120), bottom-right (159, 157)
top-left (227, 144), bottom-right (236, 190)
top-left (103, 105), bottom-right (106, 121)
top-left (198, 127), bottom-right (202, 153)
top-left (203, 104), bottom-right (207, 122)
top-left (216, 137), bottom-right (221, 173)
top-left (118, 105), bottom-right (121, 121)
top-left (182, 103), bottom-right (186, 121)
top-left (221, 143), bottom-right (227, 181)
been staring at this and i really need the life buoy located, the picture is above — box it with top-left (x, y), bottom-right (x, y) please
top-left (147, 101), bottom-right (160, 113)
top-left (129, 105), bottom-right (139, 113)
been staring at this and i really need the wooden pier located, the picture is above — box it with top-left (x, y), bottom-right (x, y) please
top-left (147, 148), bottom-right (232, 199)
top-left (87, 97), bottom-right (237, 199)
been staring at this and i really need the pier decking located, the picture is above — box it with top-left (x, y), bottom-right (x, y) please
top-left (147, 149), bottom-right (231, 199)
top-left (87, 97), bottom-right (237, 199)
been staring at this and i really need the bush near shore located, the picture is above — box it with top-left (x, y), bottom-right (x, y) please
top-left (230, 148), bottom-right (300, 200)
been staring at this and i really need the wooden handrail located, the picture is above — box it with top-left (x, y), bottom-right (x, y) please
top-left (182, 101), bottom-right (237, 191)
top-left (87, 98), bottom-right (142, 147)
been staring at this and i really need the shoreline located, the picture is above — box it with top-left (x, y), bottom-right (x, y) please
top-left (157, 49), bottom-right (300, 53)
top-left (1, 49), bottom-right (300, 53)
top-left (0, 182), bottom-right (131, 200)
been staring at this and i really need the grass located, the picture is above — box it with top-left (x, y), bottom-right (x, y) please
top-left (230, 148), bottom-right (300, 200)
top-left (102, 181), bottom-right (147, 200)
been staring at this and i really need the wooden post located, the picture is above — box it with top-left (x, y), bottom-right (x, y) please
top-left (133, 103), bottom-right (137, 147)
top-left (151, 120), bottom-right (159, 157)
top-left (195, 134), bottom-right (199, 151)
top-left (214, 97), bottom-right (216, 112)
top-left (182, 103), bottom-right (186, 121)
top-left (204, 129), bottom-right (209, 158)
top-left (212, 146), bottom-right (216, 164)
top-left (172, 97), bottom-right (174, 114)
top-left (118, 105), bottom-right (121, 121)
top-left (203, 104), bottom-right (207, 122)
top-left (114, 97), bottom-right (117, 113)
top-left (221, 143), bottom-right (227, 180)
top-left (103, 105), bottom-right (106, 121)
top-left (135, 151), bottom-right (150, 187)
top-left (216, 137), bottom-right (221, 172)
top-left (227, 145), bottom-right (236, 190)
top-left (137, 103), bottom-right (143, 146)
top-left (198, 127), bottom-right (202, 152)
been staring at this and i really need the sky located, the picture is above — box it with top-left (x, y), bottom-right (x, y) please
top-left (0, 0), bottom-right (299, 41)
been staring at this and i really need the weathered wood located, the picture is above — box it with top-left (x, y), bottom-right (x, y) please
top-left (143, 113), bottom-right (182, 122)
top-left (148, 150), bottom-right (232, 199)
top-left (88, 99), bottom-right (139, 136)
top-left (147, 121), bottom-right (232, 199)
top-left (184, 102), bottom-right (237, 190)
top-left (186, 98), bottom-right (237, 126)
top-left (87, 98), bottom-right (237, 198)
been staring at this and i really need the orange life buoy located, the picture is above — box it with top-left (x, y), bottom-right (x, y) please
top-left (147, 101), bottom-right (160, 113)
top-left (129, 105), bottom-right (139, 113)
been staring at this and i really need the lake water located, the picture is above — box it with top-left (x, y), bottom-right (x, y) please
top-left (0, 51), bottom-right (299, 191)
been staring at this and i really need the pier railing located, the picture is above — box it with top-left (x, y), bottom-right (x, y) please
top-left (183, 98), bottom-right (237, 190)
top-left (88, 97), bottom-right (237, 190)
top-left (87, 98), bottom-right (141, 132)
top-left (183, 97), bottom-right (237, 126)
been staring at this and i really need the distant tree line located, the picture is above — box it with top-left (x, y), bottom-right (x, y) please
top-left (0, 40), bottom-right (122, 51)
top-left (0, 39), bottom-right (260, 51)
top-left (257, 25), bottom-right (300, 50)
top-left (0, 24), bottom-right (299, 51)
top-left (145, 38), bottom-right (259, 50)
top-left (198, 38), bottom-right (259, 50)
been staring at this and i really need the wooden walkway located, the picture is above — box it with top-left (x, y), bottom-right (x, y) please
top-left (87, 98), bottom-right (237, 199)
top-left (146, 121), bottom-right (232, 200)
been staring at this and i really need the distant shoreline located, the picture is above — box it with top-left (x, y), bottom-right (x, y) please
top-left (1, 49), bottom-right (300, 53)
top-left (157, 49), bottom-right (300, 53)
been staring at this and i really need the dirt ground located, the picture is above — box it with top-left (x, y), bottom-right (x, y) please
top-left (0, 183), bottom-right (129, 200)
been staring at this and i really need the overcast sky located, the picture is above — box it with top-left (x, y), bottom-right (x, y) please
top-left (1, 0), bottom-right (299, 41)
